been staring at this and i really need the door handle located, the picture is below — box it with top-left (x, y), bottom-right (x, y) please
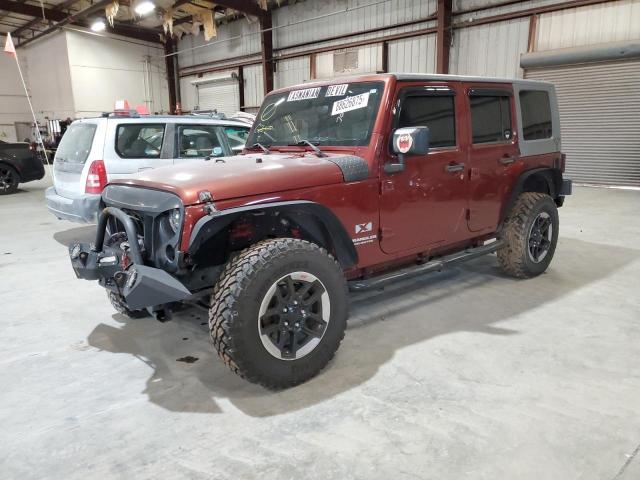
top-left (499, 155), bottom-right (518, 165)
top-left (445, 163), bottom-right (465, 173)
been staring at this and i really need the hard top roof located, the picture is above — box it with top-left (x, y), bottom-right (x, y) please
top-left (74, 115), bottom-right (252, 127)
top-left (270, 72), bottom-right (553, 95)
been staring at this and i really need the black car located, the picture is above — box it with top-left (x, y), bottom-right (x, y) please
top-left (0, 140), bottom-right (45, 195)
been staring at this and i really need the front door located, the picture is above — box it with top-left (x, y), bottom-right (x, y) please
top-left (379, 85), bottom-right (469, 254)
top-left (465, 85), bottom-right (520, 232)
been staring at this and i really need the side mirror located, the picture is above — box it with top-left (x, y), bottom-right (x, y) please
top-left (384, 126), bottom-right (430, 174)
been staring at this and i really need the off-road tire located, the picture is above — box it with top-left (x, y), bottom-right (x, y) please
top-left (0, 164), bottom-right (19, 195)
top-left (209, 238), bottom-right (348, 389)
top-left (108, 291), bottom-right (148, 318)
top-left (498, 192), bottom-right (559, 278)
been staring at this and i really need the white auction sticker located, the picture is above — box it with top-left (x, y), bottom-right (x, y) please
top-left (325, 84), bottom-right (349, 97)
top-left (287, 87), bottom-right (321, 102)
top-left (331, 92), bottom-right (370, 116)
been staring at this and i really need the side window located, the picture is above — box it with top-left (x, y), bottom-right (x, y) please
top-left (519, 90), bottom-right (552, 140)
top-left (398, 95), bottom-right (456, 148)
top-left (224, 126), bottom-right (250, 152)
top-left (470, 96), bottom-right (512, 144)
top-left (116, 124), bottom-right (165, 158)
top-left (178, 125), bottom-right (224, 158)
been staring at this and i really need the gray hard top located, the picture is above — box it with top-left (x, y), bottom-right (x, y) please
top-left (392, 73), bottom-right (554, 88)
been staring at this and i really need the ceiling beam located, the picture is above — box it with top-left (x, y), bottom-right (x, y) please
top-left (0, 0), bottom-right (68, 23)
top-left (16, 0), bottom-right (162, 47)
top-left (12, 0), bottom-right (82, 38)
top-left (211, 0), bottom-right (263, 17)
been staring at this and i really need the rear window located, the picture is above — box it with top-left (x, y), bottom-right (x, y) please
top-left (519, 90), bottom-right (553, 140)
top-left (178, 125), bottom-right (224, 158)
top-left (116, 124), bottom-right (165, 158)
top-left (55, 123), bottom-right (97, 164)
top-left (470, 96), bottom-right (512, 144)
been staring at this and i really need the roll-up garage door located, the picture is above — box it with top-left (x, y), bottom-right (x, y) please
top-left (525, 60), bottom-right (640, 187)
top-left (197, 78), bottom-right (240, 116)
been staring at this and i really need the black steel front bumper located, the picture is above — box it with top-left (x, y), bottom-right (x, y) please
top-left (69, 207), bottom-right (192, 311)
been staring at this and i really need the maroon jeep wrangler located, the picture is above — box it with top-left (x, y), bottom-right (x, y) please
top-left (69, 74), bottom-right (571, 388)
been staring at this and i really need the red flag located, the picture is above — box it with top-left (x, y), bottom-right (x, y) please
top-left (4, 32), bottom-right (16, 57)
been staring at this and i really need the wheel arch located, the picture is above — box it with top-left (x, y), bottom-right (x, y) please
top-left (188, 200), bottom-right (358, 269)
top-left (500, 167), bottom-right (562, 225)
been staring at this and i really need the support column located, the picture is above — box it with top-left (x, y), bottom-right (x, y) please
top-left (164, 37), bottom-right (178, 114)
top-left (260, 10), bottom-right (274, 94)
top-left (436, 0), bottom-right (453, 74)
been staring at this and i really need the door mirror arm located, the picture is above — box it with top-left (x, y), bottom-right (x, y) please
top-left (384, 153), bottom-right (405, 174)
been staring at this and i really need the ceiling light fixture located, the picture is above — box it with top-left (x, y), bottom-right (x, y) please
top-left (90, 19), bottom-right (106, 32)
top-left (134, 1), bottom-right (155, 15)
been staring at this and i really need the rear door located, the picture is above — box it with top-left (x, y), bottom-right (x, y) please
top-left (52, 120), bottom-right (103, 198)
top-left (465, 85), bottom-right (519, 233)
top-left (103, 120), bottom-right (173, 179)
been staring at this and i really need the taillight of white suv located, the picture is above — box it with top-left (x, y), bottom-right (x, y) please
top-left (85, 160), bottom-right (107, 194)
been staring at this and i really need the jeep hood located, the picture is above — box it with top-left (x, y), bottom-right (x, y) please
top-left (110, 152), bottom-right (368, 205)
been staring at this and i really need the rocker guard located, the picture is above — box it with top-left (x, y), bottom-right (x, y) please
top-left (68, 207), bottom-right (192, 311)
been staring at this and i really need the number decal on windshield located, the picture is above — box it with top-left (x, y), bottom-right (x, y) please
top-left (331, 92), bottom-right (370, 116)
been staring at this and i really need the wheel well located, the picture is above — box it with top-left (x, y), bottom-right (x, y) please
top-left (188, 203), bottom-right (357, 270)
top-left (522, 173), bottom-right (551, 195)
top-left (500, 168), bottom-right (562, 225)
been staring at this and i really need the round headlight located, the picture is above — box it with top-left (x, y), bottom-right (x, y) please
top-left (168, 208), bottom-right (181, 233)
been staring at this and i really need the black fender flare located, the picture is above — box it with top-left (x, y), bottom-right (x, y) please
top-left (500, 167), bottom-right (563, 224)
top-left (188, 200), bottom-right (358, 268)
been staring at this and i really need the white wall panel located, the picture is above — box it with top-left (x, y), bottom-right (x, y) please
top-left (275, 57), bottom-right (311, 89)
top-left (179, 76), bottom-right (199, 112)
top-left (65, 30), bottom-right (169, 116)
top-left (0, 35), bottom-right (32, 130)
top-left (450, 18), bottom-right (529, 78)
top-left (22, 32), bottom-right (75, 120)
top-left (388, 34), bottom-right (437, 73)
top-left (454, 0), bottom-right (565, 17)
top-left (535, 0), bottom-right (640, 51)
top-left (243, 64), bottom-right (264, 110)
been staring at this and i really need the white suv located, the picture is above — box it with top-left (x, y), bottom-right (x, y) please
top-left (46, 114), bottom-right (251, 223)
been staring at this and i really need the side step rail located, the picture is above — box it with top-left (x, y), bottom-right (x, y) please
top-left (348, 240), bottom-right (504, 292)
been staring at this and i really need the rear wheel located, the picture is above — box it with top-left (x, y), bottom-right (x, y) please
top-left (209, 238), bottom-right (348, 389)
top-left (0, 165), bottom-right (19, 195)
top-left (498, 192), bottom-right (559, 278)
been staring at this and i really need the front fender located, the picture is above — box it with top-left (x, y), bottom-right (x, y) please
top-left (188, 200), bottom-right (358, 268)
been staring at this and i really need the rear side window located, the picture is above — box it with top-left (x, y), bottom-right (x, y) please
top-left (470, 96), bottom-right (512, 144)
top-left (178, 125), bottom-right (224, 158)
top-left (224, 126), bottom-right (250, 152)
top-left (56, 123), bottom-right (97, 164)
top-left (519, 90), bottom-right (552, 140)
top-left (398, 95), bottom-right (456, 148)
top-left (116, 124), bottom-right (164, 158)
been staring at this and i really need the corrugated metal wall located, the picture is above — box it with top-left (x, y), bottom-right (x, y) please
top-left (243, 64), bottom-right (264, 111)
top-left (450, 18), bottom-right (530, 78)
top-left (535, 0), bottom-right (640, 50)
top-left (388, 34), bottom-right (437, 73)
top-left (275, 57), bottom-right (311, 90)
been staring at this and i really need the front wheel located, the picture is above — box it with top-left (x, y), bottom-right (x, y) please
top-left (0, 165), bottom-right (19, 195)
top-left (209, 238), bottom-right (348, 389)
top-left (498, 192), bottom-right (559, 278)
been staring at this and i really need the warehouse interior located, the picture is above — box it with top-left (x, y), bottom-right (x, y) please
top-left (1, 1), bottom-right (639, 479)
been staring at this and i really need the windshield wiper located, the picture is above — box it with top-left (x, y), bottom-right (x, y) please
top-left (246, 142), bottom-right (271, 154)
top-left (289, 140), bottom-right (326, 158)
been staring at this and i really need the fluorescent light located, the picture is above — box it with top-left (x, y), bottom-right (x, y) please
top-left (134, 1), bottom-right (155, 15)
top-left (90, 20), bottom-right (106, 32)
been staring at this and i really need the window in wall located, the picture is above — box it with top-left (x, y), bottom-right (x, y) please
top-left (519, 90), bottom-right (552, 140)
top-left (178, 125), bottom-right (224, 158)
top-left (333, 48), bottom-right (359, 73)
top-left (116, 124), bottom-right (164, 158)
top-left (470, 96), bottom-right (512, 144)
top-left (398, 95), bottom-right (456, 148)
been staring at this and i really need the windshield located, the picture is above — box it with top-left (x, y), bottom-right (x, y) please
top-left (56, 123), bottom-right (97, 164)
top-left (247, 81), bottom-right (384, 147)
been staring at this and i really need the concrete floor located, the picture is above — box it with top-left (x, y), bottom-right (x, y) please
top-left (1, 171), bottom-right (639, 480)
